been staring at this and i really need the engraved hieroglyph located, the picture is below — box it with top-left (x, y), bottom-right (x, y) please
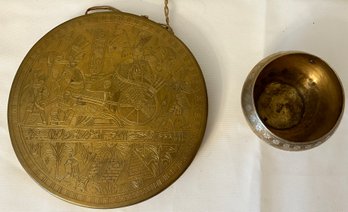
top-left (8, 12), bottom-right (207, 208)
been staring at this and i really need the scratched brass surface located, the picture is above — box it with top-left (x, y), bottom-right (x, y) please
top-left (242, 52), bottom-right (344, 151)
top-left (8, 11), bottom-right (207, 208)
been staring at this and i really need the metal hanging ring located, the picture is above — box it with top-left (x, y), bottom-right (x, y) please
top-left (85, 6), bottom-right (121, 15)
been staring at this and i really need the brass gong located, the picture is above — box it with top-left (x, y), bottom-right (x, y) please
top-left (8, 5), bottom-right (207, 208)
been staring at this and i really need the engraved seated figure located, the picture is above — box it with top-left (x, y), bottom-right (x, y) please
top-left (22, 77), bottom-right (50, 124)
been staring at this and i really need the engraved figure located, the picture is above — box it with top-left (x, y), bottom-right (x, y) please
top-left (64, 153), bottom-right (80, 179)
top-left (22, 76), bottom-right (50, 124)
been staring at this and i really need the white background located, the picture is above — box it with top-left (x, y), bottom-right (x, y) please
top-left (1, 0), bottom-right (348, 211)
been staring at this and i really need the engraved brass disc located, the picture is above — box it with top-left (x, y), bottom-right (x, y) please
top-left (8, 11), bottom-right (207, 208)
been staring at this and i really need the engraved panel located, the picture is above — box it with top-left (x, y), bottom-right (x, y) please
top-left (8, 12), bottom-right (207, 208)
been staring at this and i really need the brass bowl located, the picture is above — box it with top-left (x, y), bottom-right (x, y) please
top-left (242, 51), bottom-right (345, 151)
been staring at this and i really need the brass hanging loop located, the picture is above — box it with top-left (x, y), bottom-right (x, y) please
top-left (85, 6), bottom-right (121, 15)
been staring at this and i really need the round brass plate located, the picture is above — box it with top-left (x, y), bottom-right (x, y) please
top-left (8, 11), bottom-right (207, 208)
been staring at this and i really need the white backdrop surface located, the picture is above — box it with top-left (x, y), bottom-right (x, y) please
top-left (1, 0), bottom-right (348, 211)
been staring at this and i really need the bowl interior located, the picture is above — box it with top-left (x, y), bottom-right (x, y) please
top-left (253, 53), bottom-right (344, 142)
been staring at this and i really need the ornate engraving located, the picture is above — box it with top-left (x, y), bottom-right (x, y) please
top-left (9, 12), bottom-right (207, 208)
top-left (241, 52), bottom-right (335, 151)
